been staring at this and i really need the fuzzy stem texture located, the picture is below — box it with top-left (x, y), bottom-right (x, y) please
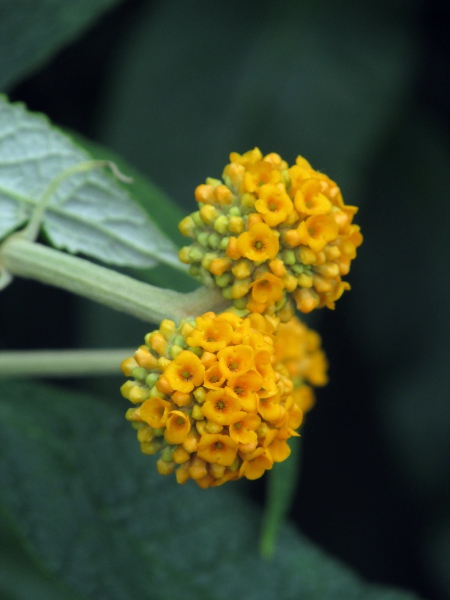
top-left (1, 236), bottom-right (228, 324)
top-left (0, 349), bottom-right (135, 378)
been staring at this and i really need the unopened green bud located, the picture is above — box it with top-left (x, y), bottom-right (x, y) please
top-left (140, 440), bottom-right (161, 454)
top-left (201, 252), bottom-right (216, 270)
top-left (228, 206), bottom-right (241, 217)
top-left (291, 264), bottom-right (304, 275)
top-left (199, 270), bottom-right (214, 287)
top-left (206, 177), bottom-right (221, 187)
top-left (196, 231), bottom-right (209, 247)
top-left (233, 297), bottom-right (248, 310)
top-left (215, 273), bottom-right (232, 288)
top-left (161, 445), bottom-right (175, 462)
top-left (172, 334), bottom-right (186, 348)
top-left (187, 346), bottom-right (202, 356)
top-left (214, 215), bottom-right (228, 234)
top-left (192, 404), bottom-right (205, 420)
top-left (189, 245), bottom-right (204, 262)
top-left (208, 233), bottom-right (221, 249)
top-left (191, 211), bottom-right (203, 227)
top-left (282, 250), bottom-right (296, 265)
top-left (219, 236), bottom-right (230, 250)
top-left (145, 372), bottom-right (159, 388)
top-left (222, 286), bottom-right (233, 300)
top-left (132, 367), bottom-right (148, 381)
top-left (170, 344), bottom-right (184, 359)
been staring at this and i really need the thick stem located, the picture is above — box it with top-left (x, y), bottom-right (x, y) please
top-left (1, 236), bottom-right (228, 324)
top-left (0, 349), bottom-right (134, 378)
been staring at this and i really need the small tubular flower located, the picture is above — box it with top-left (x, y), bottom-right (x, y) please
top-left (122, 310), bottom-right (326, 488)
top-left (179, 149), bottom-right (362, 318)
top-left (254, 184), bottom-right (294, 226)
top-left (164, 350), bottom-right (205, 393)
top-left (201, 389), bottom-right (243, 425)
top-left (236, 223), bottom-right (279, 262)
top-left (197, 433), bottom-right (239, 466)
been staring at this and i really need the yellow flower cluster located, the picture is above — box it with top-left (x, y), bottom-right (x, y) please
top-left (121, 311), bottom-right (327, 488)
top-left (179, 148), bottom-right (362, 319)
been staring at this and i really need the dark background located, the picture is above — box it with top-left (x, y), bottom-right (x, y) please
top-left (2, 0), bottom-right (450, 598)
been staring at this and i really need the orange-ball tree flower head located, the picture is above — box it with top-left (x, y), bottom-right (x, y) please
top-left (121, 311), bottom-right (328, 488)
top-left (178, 149), bottom-right (362, 318)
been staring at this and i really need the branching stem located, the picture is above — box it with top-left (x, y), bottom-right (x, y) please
top-left (0, 236), bottom-right (229, 325)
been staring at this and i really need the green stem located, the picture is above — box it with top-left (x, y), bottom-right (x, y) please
top-left (0, 349), bottom-right (134, 378)
top-left (259, 436), bottom-right (302, 559)
top-left (0, 236), bottom-right (228, 324)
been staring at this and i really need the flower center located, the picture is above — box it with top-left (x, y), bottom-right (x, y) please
top-left (176, 416), bottom-right (185, 425)
top-left (210, 374), bottom-right (219, 383)
top-left (216, 400), bottom-right (225, 411)
top-left (215, 442), bottom-right (223, 450)
top-left (253, 240), bottom-right (264, 250)
top-left (181, 370), bottom-right (192, 381)
top-left (234, 386), bottom-right (244, 395)
top-left (229, 361), bottom-right (239, 371)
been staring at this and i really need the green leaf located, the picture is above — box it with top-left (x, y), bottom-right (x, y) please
top-left (0, 96), bottom-right (182, 270)
top-left (67, 132), bottom-right (186, 249)
top-left (66, 131), bottom-right (196, 292)
top-left (0, 504), bottom-right (86, 600)
top-left (0, 380), bottom-right (421, 600)
top-left (0, 0), bottom-right (123, 90)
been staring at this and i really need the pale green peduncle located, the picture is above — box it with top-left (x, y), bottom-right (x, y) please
top-left (0, 236), bottom-right (229, 324)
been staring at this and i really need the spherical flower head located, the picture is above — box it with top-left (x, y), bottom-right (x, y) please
top-left (179, 149), bottom-right (363, 319)
top-left (121, 311), bottom-right (326, 488)
top-left (273, 316), bottom-right (328, 413)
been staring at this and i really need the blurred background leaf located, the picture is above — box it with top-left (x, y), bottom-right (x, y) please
top-left (1, 0), bottom-right (449, 598)
top-left (0, 380), bottom-right (421, 600)
top-left (0, 0), bottom-right (123, 90)
top-left (0, 504), bottom-right (86, 600)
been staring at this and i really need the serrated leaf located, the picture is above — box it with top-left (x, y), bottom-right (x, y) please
top-left (0, 96), bottom-right (182, 270)
top-left (0, 0), bottom-right (123, 90)
top-left (0, 381), bottom-right (421, 600)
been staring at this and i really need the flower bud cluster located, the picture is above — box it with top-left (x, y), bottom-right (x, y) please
top-left (121, 311), bottom-right (326, 488)
top-left (179, 148), bottom-right (362, 319)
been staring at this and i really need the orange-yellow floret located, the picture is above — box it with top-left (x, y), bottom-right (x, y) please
top-left (250, 273), bottom-right (284, 304)
top-left (197, 433), bottom-right (238, 466)
top-left (254, 184), bottom-right (293, 226)
top-left (164, 411), bottom-right (191, 444)
top-left (201, 389), bottom-right (243, 425)
top-left (237, 223), bottom-right (279, 262)
top-left (139, 397), bottom-right (171, 428)
top-left (164, 351), bottom-right (205, 393)
top-left (218, 345), bottom-right (254, 378)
